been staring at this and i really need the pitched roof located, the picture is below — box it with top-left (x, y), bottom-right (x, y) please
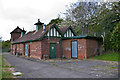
top-left (12, 24), bottom-right (73, 44)
top-left (59, 25), bottom-right (76, 36)
top-left (59, 26), bottom-right (70, 34)
top-left (12, 24), bottom-right (54, 44)
top-left (10, 26), bottom-right (26, 34)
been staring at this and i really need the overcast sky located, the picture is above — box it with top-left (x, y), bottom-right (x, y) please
top-left (0, 0), bottom-right (78, 41)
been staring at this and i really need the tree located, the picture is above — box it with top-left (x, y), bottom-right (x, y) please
top-left (60, 1), bottom-right (120, 36)
top-left (59, 2), bottom-right (109, 35)
top-left (47, 18), bottom-right (63, 26)
top-left (110, 22), bottom-right (120, 52)
top-left (59, 1), bottom-right (120, 52)
top-left (2, 40), bottom-right (10, 52)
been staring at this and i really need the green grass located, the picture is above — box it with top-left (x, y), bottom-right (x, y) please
top-left (52, 63), bottom-right (56, 66)
top-left (0, 53), bottom-right (2, 80)
top-left (3, 65), bottom-right (14, 68)
top-left (90, 52), bottom-right (119, 61)
top-left (0, 53), bottom-right (15, 79)
top-left (109, 66), bottom-right (116, 69)
top-left (2, 71), bottom-right (13, 78)
top-left (92, 65), bottom-right (100, 68)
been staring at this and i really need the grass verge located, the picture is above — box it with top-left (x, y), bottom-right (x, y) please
top-left (0, 53), bottom-right (2, 79)
top-left (90, 52), bottom-right (119, 61)
top-left (0, 53), bottom-right (15, 79)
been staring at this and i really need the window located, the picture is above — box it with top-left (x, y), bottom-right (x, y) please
top-left (69, 29), bottom-right (71, 37)
top-left (51, 29), bottom-right (52, 36)
top-left (67, 30), bottom-right (68, 37)
top-left (57, 31), bottom-right (59, 37)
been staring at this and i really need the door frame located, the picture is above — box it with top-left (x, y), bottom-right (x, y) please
top-left (71, 40), bottom-right (78, 59)
top-left (25, 43), bottom-right (27, 56)
top-left (49, 43), bottom-right (56, 59)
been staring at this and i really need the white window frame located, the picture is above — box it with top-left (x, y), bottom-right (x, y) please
top-left (51, 29), bottom-right (52, 36)
top-left (57, 31), bottom-right (59, 37)
top-left (69, 29), bottom-right (71, 37)
top-left (67, 30), bottom-right (68, 37)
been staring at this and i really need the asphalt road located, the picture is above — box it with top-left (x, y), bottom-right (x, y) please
top-left (3, 53), bottom-right (118, 78)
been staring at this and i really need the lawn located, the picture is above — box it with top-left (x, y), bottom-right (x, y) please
top-left (90, 52), bottom-right (119, 61)
top-left (0, 53), bottom-right (15, 79)
top-left (0, 53), bottom-right (2, 80)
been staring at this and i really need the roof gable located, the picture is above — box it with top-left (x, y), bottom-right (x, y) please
top-left (60, 26), bottom-right (69, 34)
top-left (60, 26), bottom-right (76, 36)
top-left (45, 24), bottom-right (62, 35)
top-left (10, 26), bottom-right (23, 34)
top-left (44, 24), bottom-right (63, 37)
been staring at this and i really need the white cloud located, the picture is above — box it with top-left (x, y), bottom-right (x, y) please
top-left (0, 0), bottom-right (78, 40)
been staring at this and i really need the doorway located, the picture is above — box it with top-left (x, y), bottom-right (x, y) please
top-left (50, 43), bottom-right (56, 59)
top-left (25, 43), bottom-right (27, 56)
top-left (71, 41), bottom-right (77, 58)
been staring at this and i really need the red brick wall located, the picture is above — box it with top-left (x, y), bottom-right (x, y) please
top-left (41, 37), bottom-right (62, 59)
top-left (11, 33), bottom-right (21, 41)
top-left (19, 43), bottom-right (24, 55)
top-left (16, 44), bottom-right (19, 53)
top-left (86, 39), bottom-right (103, 58)
top-left (11, 43), bottom-right (24, 55)
top-left (11, 41), bottom-right (42, 59)
top-left (11, 37), bottom-right (102, 60)
top-left (29, 41), bottom-right (42, 59)
top-left (62, 39), bottom-right (71, 59)
top-left (77, 39), bottom-right (87, 59)
top-left (10, 33), bottom-right (21, 53)
top-left (12, 44), bottom-right (16, 54)
top-left (62, 39), bottom-right (86, 59)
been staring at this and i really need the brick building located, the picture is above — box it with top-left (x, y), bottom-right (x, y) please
top-left (10, 19), bottom-right (103, 59)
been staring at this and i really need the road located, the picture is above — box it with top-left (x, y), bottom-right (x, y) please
top-left (3, 53), bottom-right (118, 78)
